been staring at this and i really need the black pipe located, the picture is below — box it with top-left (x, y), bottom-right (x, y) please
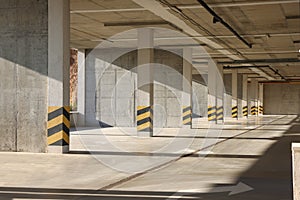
top-left (223, 65), bottom-right (269, 69)
top-left (223, 65), bottom-right (287, 81)
top-left (218, 58), bottom-right (300, 64)
top-left (268, 66), bottom-right (287, 80)
top-left (196, 0), bottom-right (252, 48)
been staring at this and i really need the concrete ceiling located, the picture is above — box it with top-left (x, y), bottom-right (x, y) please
top-left (70, 0), bottom-right (300, 81)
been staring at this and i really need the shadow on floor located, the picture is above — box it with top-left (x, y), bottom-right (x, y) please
top-left (206, 115), bottom-right (300, 200)
top-left (0, 186), bottom-right (231, 200)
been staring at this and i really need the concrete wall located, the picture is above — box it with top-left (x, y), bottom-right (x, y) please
top-left (85, 49), bottom-right (137, 127)
top-left (85, 49), bottom-right (183, 128)
top-left (97, 55), bottom-right (137, 127)
top-left (154, 49), bottom-right (183, 128)
top-left (264, 83), bottom-right (300, 114)
top-left (0, 0), bottom-right (48, 152)
top-left (192, 74), bottom-right (208, 118)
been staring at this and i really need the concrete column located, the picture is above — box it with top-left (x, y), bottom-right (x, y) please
top-left (0, 0), bottom-right (49, 152)
top-left (258, 83), bottom-right (264, 115)
top-left (216, 64), bottom-right (224, 123)
top-left (249, 79), bottom-right (258, 116)
top-left (208, 60), bottom-right (217, 123)
top-left (242, 75), bottom-right (248, 117)
top-left (137, 28), bottom-right (154, 136)
top-left (223, 74), bottom-right (232, 119)
top-left (77, 50), bottom-right (85, 126)
top-left (182, 48), bottom-right (192, 127)
top-left (231, 69), bottom-right (238, 119)
top-left (47, 0), bottom-right (70, 153)
top-left (292, 143), bottom-right (300, 200)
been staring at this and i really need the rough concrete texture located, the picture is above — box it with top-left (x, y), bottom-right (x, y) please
top-left (85, 49), bottom-right (183, 128)
top-left (237, 74), bottom-right (243, 117)
top-left (292, 143), bottom-right (300, 200)
top-left (85, 49), bottom-right (116, 126)
top-left (0, 0), bottom-right (48, 152)
top-left (264, 83), bottom-right (300, 114)
top-left (192, 74), bottom-right (208, 118)
top-left (224, 74), bottom-right (232, 117)
top-left (154, 49), bottom-right (183, 128)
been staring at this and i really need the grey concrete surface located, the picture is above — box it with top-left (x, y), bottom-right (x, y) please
top-left (47, 0), bottom-right (70, 153)
top-left (0, 115), bottom-right (298, 199)
top-left (0, 0), bottom-right (48, 152)
top-left (264, 83), bottom-right (300, 115)
top-left (224, 74), bottom-right (232, 118)
top-left (85, 48), bottom-right (184, 128)
top-left (192, 74), bottom-right (208, 119)
top-left (292, 143), bottom-right (300, 200)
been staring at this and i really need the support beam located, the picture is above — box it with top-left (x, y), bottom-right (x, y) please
top-left (47, 0), bottom-right (70, 153)
top-left (137, 28), bottom-right (154, 136)
top-left (182, 48), bottom-right (192, 127)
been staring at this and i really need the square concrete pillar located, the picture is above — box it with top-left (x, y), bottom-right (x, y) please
top-left (231, 69), bottom-right (238, 119)
top-left (249, 79), bottom-right (258, 116)
top-left (182, 48), bottom-right (192, 127)
top-left (242, 75), bottom-right (248, 117)
top-left (137, 28), bottom-right (154, 136)
top-left (76, 49), bottom-right (85, 127)
top-left (216, 64), bottom-right (224, 123)
top-left (208, 60), bottom-right (217, 123)
top-left (292, 143), bottom-right (300, 200)
top-left (47, 0), bottom-right (70, 153)
top-left (258, 83), bottom-right (264, 115)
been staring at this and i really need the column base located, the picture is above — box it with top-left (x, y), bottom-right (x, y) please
top-left (137, 130), bottom-right (153, 137)
top-left (48, 145), bottom-right (69, 153)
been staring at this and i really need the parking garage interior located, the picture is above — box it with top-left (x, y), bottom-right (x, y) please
top-left (0, 0), bottom-right (300, 199)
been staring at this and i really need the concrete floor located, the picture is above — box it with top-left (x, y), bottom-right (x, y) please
top-left (0, 115), bottom-right (299, 199)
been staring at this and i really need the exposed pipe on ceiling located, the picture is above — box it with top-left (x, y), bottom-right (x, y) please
top-left (70, 0), bottom-right (299, 13)
top-left (268, 66), bottom-right (287, 81)
top-left (223, 65), bottom-right (287, 81)
top-left (218, 58), bottom-right (300, 64)
top-left (196, 0), bottom-right (252, 48)
top-left (223, 65), bottom-right (270, 69)
top-left (260, 80), bottom-right (300, 84)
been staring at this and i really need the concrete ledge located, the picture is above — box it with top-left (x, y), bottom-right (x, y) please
top-left (292, 143), bottom-right (300, 200)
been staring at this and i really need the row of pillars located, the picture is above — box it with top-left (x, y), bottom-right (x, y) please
top-left (207, 67), bottom-right (264, 123)
top-left (46, 1), bottom-right (263, 152)
top-left (231, 72), bottom-right (264, 120)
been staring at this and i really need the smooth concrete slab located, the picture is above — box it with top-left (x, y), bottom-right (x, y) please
top-left (0, 115), bottom-right (299, 199)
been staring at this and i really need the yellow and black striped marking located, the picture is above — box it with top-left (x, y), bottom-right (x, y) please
top-left (208, 106), bottom-right (216, 121)
top-left (259, 106), bottom-right (263, 114)
top-left (243, 106), bottom-right (248, 116)
top-left (232, 106), bottom-right (238, 118)
top-left (47, 106), bottom-right (70, 146)
top-left (251, 106), bottom-right (258, 115)
top-left (182, 106), bottom-right (192, 125)
top-left (216, 106), bottom-right (223, 120)
top-left (137, 106), bottom-right (153, 132)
